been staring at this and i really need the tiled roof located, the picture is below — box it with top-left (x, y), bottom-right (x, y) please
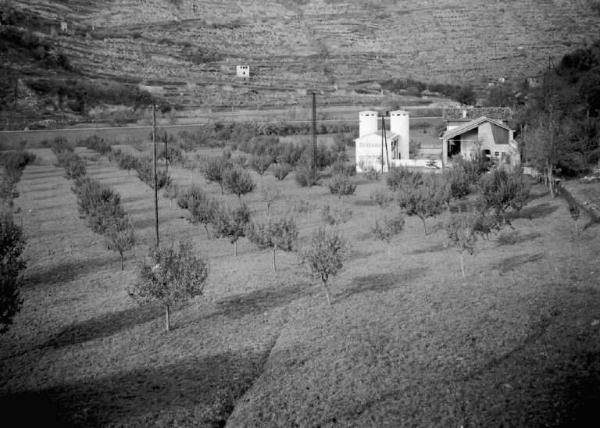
top-left (442, 117), bottom-right (513, 140)
top-left (443, 107), bottom-right (513, 121)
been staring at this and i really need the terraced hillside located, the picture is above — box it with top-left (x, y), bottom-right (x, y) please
top-left (4, 0), bottom-right (600, 109)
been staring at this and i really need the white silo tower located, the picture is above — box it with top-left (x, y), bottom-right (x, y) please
top-left (359, 111), bottom-right (378, 137)
top-left (390, 110), bottom-right (410, 159)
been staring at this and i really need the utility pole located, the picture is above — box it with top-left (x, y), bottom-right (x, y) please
top-left (152, 104), bottom-right (159, 247)
top-left (381, 115), bottom-right (384, 173)
top-left (164, 133), bottom-right (168, 176)
top-left (311, 91), bottom-right (317, 176)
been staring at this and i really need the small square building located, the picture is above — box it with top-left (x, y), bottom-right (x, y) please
top-left (236, 65), bottom-right (250, 79)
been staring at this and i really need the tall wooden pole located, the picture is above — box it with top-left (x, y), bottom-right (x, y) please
top-left (152, 104), bottom-right (159, 247)
top-left (312, 92), bottom-right (317, 175)
top-left (381, 115), bottom-right (384, 173)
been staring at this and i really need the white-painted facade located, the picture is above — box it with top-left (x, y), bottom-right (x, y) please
top-left (236, 65), bottom-right (250, 78)
top-left (355, 110), bottom-right (410, 173)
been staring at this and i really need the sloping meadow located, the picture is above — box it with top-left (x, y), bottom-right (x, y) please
top-left (1, 144), bottom-right (599, 426)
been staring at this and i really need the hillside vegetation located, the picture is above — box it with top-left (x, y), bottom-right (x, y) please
top-left (2, 0), bottom-right (600, 122)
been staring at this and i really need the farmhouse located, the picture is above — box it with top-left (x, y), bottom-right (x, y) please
top-left (236, 65), bottom-right (250, 79)
top-left (441, 116), bottom-right (520, 167)
top-left (355, 110), bottom-right (409, 173)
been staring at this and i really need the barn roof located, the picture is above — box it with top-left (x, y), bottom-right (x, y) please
top-left (442, 116), bottom-right (513, 140)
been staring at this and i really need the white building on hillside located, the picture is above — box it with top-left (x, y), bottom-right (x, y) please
top-left (355, 110), bottom-right (410, 173)
top-left (236, 65), bottom-right (250, 79)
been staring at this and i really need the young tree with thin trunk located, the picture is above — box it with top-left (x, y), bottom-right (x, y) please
top-left (201, 156), bottom-right (231, 194)
top-left (129, 241), bottom-right (208, 332)
top-left (301, 228), bottom-right (349, 306)
top-left (188, 193), bottom-right (219, 239)
top-left (224, 167), bottom-right (255, 200)
top-left (445, 212), bottom-right (478, 278)
top-left (396, 175), bottom-right (450, 235)
top-left (213, 203), bottom-right (251, 256)
top-left (106, 218), bottom-right (136, 270)
top-left (162, 181), bottom-right (179, 209)
top-left (260, 184), bottom-right (281, 217)
top-left (246, 217), bottom-right (298, 272)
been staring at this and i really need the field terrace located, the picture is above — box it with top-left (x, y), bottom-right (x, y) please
top-left (10, 0), bottom-right (600, 108)
top-left (0, 139), bottom-right (599, 426)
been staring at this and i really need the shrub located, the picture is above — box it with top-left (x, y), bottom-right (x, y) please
top-left (273, 163), bottom-right (292, 181)
top-left (246, 217), bottom-right (298, 271)
top-left (301, 228), bottom-right (349, 306)
top-left (364, 167), bottom-right (380, 181)
top-left (443, 165), bottom-right (472, 199)
top-left (370, 188), bottom-right (394, 207)
top-left (80, 135), bottom-right (112, 155)
top-left (453, 154), bottom-right (490, 184)
top-left (331, 160), bottom-right (356, 177)
top-left (109, 149), bottom-right (139, 173)
top-left (276, 143), bottom-right (304, 166)
top-left (371, 213), bottom-right (405, 244)
top-left (0, 212), bottom-right (26, 333)
top-left (321, 204), bottom-right (352, 226)
top-left (478, 169), bottom-right (530, 223)
top-left (386, 166), bottom-right (423, 191)
top-left (135, 158), bottom-right (171, 190)
top-left (249, 154), bottom-right (274, 176)
top-left (72, 177), bottom-right (126, 234)
top-left (328, 174), bottom-right (357, 198)
top-left (56, 152), bottom-right (86, 179)
top-left (47, 137), bottom-right (74, 155)
top-left (223, 167), bottom-right (255, 199)
top-left (129, 241), bottom-right (208, 332)
top-left (176, 185), bottom-right (204, 210)
top-left (295, 164), bottom-right (320, 187)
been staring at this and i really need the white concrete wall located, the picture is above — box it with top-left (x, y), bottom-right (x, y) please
top-left (359, 111), bottom-right (378, 137)
top-left (390, 110), bottom-right (409, 159)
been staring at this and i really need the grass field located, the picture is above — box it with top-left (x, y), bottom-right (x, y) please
top-left (1, 144), bottom-right (599, 426)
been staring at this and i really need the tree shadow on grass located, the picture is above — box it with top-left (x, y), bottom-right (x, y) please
top-left (338, 267), bottom-right (427, 301)
top-left (0, 348), bottom-right (269, 427)
top-left (410, 242), bottom-right (448, 255)
top-left (512, 203), bottom-right (558, 220)
top-left (41, 305), bottom-right (162, 350)
top-left (496, 232), bottom-right (542, 246)
top-left (492, 252), bottom-right (545, 273)
top-left (25, 254), bottom-right (119, 288)
top-left (353, 198), bottom-right (376, 207)
top-left (214, 282), bottom-right (314, 320)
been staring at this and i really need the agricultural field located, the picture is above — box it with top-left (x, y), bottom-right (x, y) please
top-left (1, 137), bottom-right (600, 426)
